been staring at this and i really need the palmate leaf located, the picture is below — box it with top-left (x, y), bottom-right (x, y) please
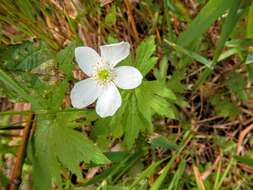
top-left (29, 113), bottom-right (110, 190)
top-left (136, 81), bottom-right (177, 119)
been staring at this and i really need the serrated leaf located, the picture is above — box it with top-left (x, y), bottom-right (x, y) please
top-left (123, 95), bottom-right (143, 149)
top-left (46, 80), bottom-right (68, 110)
top-left (142, 81), bottom-right (177, 100)
top-left (135, 86), bottom-right (153, 123)
top-left (56, 41), bottom-right (76, 78)
top-left (29, 114), bottom-right (110, 189)
top-left (51, 123), bottom-right (110, 178)
top-left (135, 36), bottom-right (157, 76)
top-left (150, 95), bottom-right (176, 119)
top-left (2, 41), bottom-right (51, 72)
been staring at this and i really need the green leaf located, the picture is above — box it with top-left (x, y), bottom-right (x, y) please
top-left (246, 64), bottom-right (253, 82)
top-left (210, 94), bottom-right (240, 119)
top-left (135, 81), bottom-right (177, 131)
top-left (167, 160), bottom-right (186, 190)
top-left (151, 136), bottom-right (178, 151)
top-left (2, 41), bottom-right (51, 72)
top-left (46, 80), bottom-right (68, 110)
top-left (105, 5), bottom-right (117, 26)
top-left (29, 114), bottom-right (110, 189)
top-left (16, 0), bottom-right (34, 21)
top-left (225, 72), bottom-right (247, 101)
top-left (150, 95), bottom-right (176, 119)
top-left (130, 159), bottom-right (164, 189)
top-left (142, 81), bottom-right (177, 100)
top-left (123, 94), bottom-right (144, 149)
top-left (234, 155), bottom-right (253, 167)
top-left (0, 170), bottom-right (9, 187)
top-left (135, 36), bottom-right (157, 76)
top-left (56, 41), bottom-right (76, 78)
top-left (150, 156), bottom-right (176, 190)
top-left (155, 55), bottom-right (169, 82)
top-left (212, 0), bottom-right (241, 63)
top-left (81, 152), bottom-right (142, 187)
top-left (0, 68), bottom-right (42, 109)
top-left (246, 53), bottom-right (253, 65)
top-left (196, 0), bottom-right (241, 87)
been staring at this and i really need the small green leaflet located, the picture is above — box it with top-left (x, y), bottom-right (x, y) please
top-left (135, 36), bottom-right (158, 76)
top-left (56, 41), bottom-right (76, 79)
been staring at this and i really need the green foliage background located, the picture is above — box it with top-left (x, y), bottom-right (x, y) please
top-left (0, 0), bottom-right (253, 189)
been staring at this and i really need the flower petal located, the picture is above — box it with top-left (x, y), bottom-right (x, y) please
top-left (96, 83), bottom-right (122, 118)
top-left (113, 66), bottom-right (143, 89)
top-left (100, 41), bottom-right (130, 67)
top-left (70, 78), bottom-right (102, 108)
top-left (75, 47), bottom-right (101, 76)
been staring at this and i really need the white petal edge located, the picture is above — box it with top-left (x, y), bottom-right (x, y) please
top-left (70, 78), bottom-right (102, 108)
top-left (100, 41), bottom-right (130, 67)
top-left (113, 66), bottom-right (143, 89)
top-left (95, 83), bottom-right (122, 118)
top-left (75, 47), bottom-right (101, 76)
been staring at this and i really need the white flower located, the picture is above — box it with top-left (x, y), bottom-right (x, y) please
top-left (70, 41), bottom-right (143, 118)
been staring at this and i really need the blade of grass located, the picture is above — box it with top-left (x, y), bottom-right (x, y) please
top-left (129, 158), bottom-right (166, 190)
top-left (150, 130), bottom-right (193, 190)
top-left (195, 0), bottom-right (241, 88)
top-left (215, 158), bottom-right (236, 190)
top-left (177, 0), bottom-right (232, 47)
top-left (213, 156), bottom-right (222, 190)
top-left (193, 165), bottom-right (206, 190)
top-left (165, 40), bottom-right (211, 68)
top-left (150, 156), bottom-right (177, 190)
top-left (247, 1), bottom-right (253, 38)
top-left (167, 159), bottom-right (186, 190)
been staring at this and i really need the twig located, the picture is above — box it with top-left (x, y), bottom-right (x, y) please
top-left (237, 123), bottom-right (253, 154)
top-left (124, 0), bottom-right (139, 41)
top-left (8, 114), bottom-right (35, 190)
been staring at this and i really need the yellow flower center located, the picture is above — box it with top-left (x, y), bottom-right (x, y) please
top-left (97, 69), bottom-right (110, 81)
